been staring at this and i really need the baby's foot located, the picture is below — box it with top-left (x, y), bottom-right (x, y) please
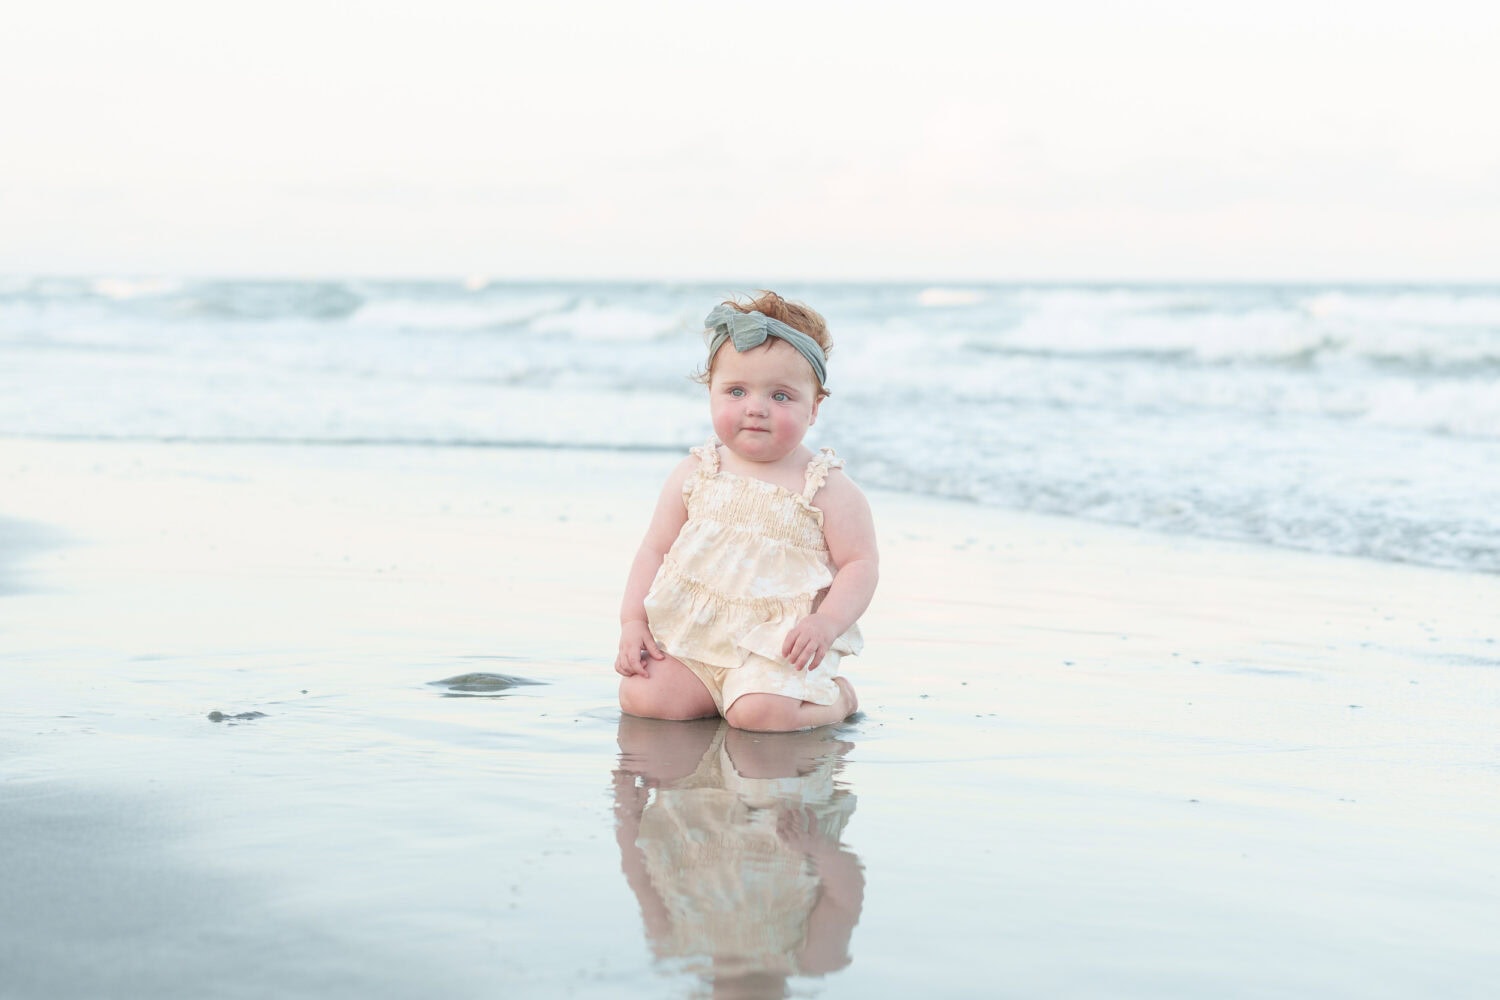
top-left (833, 676), bottom-right (859, 719)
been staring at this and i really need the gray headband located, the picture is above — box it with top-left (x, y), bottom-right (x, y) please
top-left (703, 304), bottom-right (828, 389)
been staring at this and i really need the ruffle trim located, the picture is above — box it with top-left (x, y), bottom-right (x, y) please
top-left (657, 563), bottom-right (824, 617)
top-left (690, 441), bottom-right (722, 474)
top-left (646, 569), bottom-right (863, 671)
top-left (800, 448), bottom-right (844, 500)
top-left (735, 618), bottom-right (863, 664)
top-left (684, 440), bottom-right (844, 521)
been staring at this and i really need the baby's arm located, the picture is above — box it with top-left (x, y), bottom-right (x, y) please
top-left (778, 804), bottom-right (865, 974)
top-left (611, 767), bottom-right (674, 940)
top-left (783, 472), bottom-right (879, 671)
top-left (616, 457), bottom-right (695, 677)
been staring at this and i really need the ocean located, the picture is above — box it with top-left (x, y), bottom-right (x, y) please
top-left (3, 277), bottom-right (1496, 574)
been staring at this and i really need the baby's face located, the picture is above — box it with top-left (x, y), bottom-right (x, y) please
top-left (708, 339), bottom-right (822, 467)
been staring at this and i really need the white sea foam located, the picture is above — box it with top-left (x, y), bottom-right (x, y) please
top-left (3, 279), bottom-right (1497, 573)
top-left (1304, 288), bottom-right (1500, 328)
top-left (529, 300), bottom-right (691, 342)
top-left (917, 287), bottom-right (987, 307)
top-left (91, 276), bottom-right (182, 300)
top-left (349, 293), bottom-right (571, 332)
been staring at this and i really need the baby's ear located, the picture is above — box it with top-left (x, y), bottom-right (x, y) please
top-left (810, 394), bottom-right (823, 425)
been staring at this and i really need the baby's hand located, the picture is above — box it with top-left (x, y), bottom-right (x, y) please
top-left (617, 620), bottom-right (664, 677)
top-left (776, 803), bottom-right (838, 858)
top-left (782, 613), bottom-right (839, 672)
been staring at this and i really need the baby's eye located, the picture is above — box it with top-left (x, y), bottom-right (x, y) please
top-left (772, 391), bottom-right (790, 402)
top-left (728, 387), bottom-right (746, 397)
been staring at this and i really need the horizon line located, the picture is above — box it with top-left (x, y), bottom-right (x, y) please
top-left (5, 272), bottom-right (1500, 288)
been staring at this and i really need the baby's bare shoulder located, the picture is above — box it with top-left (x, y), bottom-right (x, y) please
top-left (814, 467), bottom-right (872, 518)
top-left (817, 469), bottom-right (877, 559)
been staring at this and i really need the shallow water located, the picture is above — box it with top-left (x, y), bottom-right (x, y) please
top-left (7, 650), bottom-right (1496, 998)
top-left (3, 441), bottom-right (1498, 998)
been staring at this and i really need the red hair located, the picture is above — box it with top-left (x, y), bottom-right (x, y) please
top-left (697, 290), bottom-right (833, 396)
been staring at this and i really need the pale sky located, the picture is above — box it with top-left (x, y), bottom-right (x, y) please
top-left (3, 1), bottom-right (1497, 281)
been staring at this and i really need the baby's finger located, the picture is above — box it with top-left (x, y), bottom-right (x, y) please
top-left (783, 635), bottom-right (804, 668)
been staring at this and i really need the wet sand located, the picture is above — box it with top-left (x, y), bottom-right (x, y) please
top-left (2, 438), bottom-right (1498, 999)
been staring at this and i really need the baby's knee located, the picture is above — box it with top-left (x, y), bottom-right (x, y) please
top-left (619, 673), bottom-right (717, 722)
top-left (724, 695), bottom-right (800, 733)
top-left (618, 677), bottom-right (666, 719)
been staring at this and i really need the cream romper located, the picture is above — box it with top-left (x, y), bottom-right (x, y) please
top-left (643, 440), bottom-right (864, 714)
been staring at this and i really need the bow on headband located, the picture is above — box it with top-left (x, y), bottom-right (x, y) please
top-left (703, 304), bottom-right (828, 389)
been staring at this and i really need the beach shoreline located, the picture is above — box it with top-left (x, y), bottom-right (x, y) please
top-left (3, 437), bottom-right (1498, 998)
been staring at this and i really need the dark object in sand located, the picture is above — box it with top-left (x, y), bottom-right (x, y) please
top-left (207, 710), bottom-right (267, 722)
top-left (429, 672), bottom-right (545, 695)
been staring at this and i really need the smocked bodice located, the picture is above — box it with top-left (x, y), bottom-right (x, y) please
top-left (642, 441), bottom-right (863, 670)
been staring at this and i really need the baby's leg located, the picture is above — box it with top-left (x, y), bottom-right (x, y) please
top-left (724, 677), bottom-right (858, 733)
top-left (723, 725), bottom-right (850, 779)
top-left (618, 652), bottom-right (719, 721)
top-left (615, 714), bottom-right (722, 783)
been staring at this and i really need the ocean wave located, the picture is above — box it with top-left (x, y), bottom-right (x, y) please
top-left (917, 287), bottom-right (988, 307)
top-left (962, 337), bottom-right (1500, 378)
top-left (1352, 380), bottom-right (1500, 439)
top-left (842, 419), bottom-right (1500, 575)
top-left (174, 281), bottom-right (366, 321)
top-left (951, 292), bottom-right (1500, 373)
top-left (349, 292), bottom-right (575, 333)
top-left (5, 278), bottom-right (1499, 575)
top-left (528, 298), bottom-right (694, 342)
top-left (1302, 288), bottom-right (1500, 328)
top-left (91, 277), bottom-right (185, 300)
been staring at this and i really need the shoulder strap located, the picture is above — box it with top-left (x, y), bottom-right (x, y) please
top-left (688, 439), bottom-right (721, 475)
top-left (801, 448), bottom-right (844, 500)
top-left (681, 440), bottom-right (719, 503)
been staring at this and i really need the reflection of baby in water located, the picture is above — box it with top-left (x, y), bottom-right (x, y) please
top-left (612, 715), bottom-right (865, 996)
